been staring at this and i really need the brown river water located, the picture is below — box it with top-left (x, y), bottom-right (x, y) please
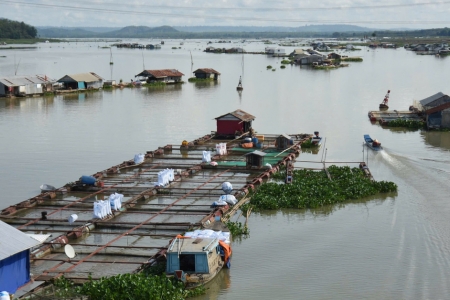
top-left (1, 39), bottom-right (450, 299)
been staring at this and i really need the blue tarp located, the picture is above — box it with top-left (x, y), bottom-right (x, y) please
top-left (0, 250), bottom-right (30, 294)
top-left (78, 81), bottom-right (85, 89)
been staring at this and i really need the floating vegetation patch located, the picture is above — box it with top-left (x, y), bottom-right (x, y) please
top-left (48, 274), bottom-right (205, 300)
top-left (226, 221), bottom-right (250, 236)
top-left (387, 119), bottom-right (425, 129)
top-left (281, 59), bottom-right (291, 64)
top-left (341, 57), bottom-right (363, 62)
top-left (267, 65), bottom-right (272, 69)
top-left (142, 82), bottom-right (166, 87)
top-left (300, 139), bottom-right (313, 148)
top-left (280, 65), bottom-right (286, 69)
top-left (172, 46), bottom-right (177, 49)
top-left (188, 77), bottom-right (214, 82)
top-left (250, 166), bottom-right (397, 210)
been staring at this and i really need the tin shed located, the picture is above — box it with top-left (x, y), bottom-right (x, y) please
top-left (0, 221), bottom-right (41, 294)
top-left (0, 75), bottom-right (54, 97)
top-left (275, 134), bottom-right (293, 150)
top-left (215, 109), bottom-right (255, 137)
top-left (135, 69), bottom-right (184, 83)
top-left (193, 68), bottom-right (221, 80)
top-left (57, 72), bottom-right (104, 90)
top-left (245, 150), bottom-right (267, 169)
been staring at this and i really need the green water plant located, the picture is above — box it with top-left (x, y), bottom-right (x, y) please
top-left (387, 119), bottom-right (425, 129)
top-left (226, 221), bottom-right (250, 236)
top-left (280, 65), bottom-right (286, 69)
top-left (267, 65), bottom-right (272, 69)
top-left (281, 59), bottom-right (290, 64)
top-left (250, 166), bottom-right (397, 210)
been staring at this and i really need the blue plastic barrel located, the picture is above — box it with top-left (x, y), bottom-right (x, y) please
top-left (256, 142), bottom-right (262, 149)
top-left (252, 137), bottom-right (259, 144)
top-left (80, 175), bottom-right (96, 185)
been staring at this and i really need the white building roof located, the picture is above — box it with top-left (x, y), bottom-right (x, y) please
top-left (0, 75), bottom-right (54, 87)
top-left (0, 220), bottom-right (41, 260)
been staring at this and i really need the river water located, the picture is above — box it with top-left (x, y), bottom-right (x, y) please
top-left (1, 39), bottom-right (450, 299)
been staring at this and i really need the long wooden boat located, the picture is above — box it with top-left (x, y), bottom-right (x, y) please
top-left (364, 134), bottom-right (382, 151)
top-left (166, 225), bottom-right (231, 288)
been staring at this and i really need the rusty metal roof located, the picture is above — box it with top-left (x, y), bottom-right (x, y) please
top-left (215, 109), bottom-right (255, 122)
top-left (135, 69), bottom-right (184, 78)
top-left (0, 74), bottom-right (55, 87)
top-left (193, 68), bottom-right (221, 75)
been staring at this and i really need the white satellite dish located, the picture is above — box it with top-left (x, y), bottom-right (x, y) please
top-left (64, 244), bottom-right (76, 259)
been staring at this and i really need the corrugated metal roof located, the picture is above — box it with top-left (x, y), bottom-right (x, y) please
top-left (135, 69), bottom-right (184, 78)
top-left (0, 221), bottom-right (41, 260)
top-left (215, 109), bottom-right (255, 122)
top-left (0, 74), bottom-right (55, 87)
top-left (193, 68), bottom-right (221, 75)
top-left (57, 72), bottom-right (104, 83)
top-left (279, 133), bottom-right (292, 140)
top-left (419, 92), bottom-right (446, 106)
top-left (245, 150), bottom-right (267, 156)
top-left (26, 234), bottom-right (51, 244)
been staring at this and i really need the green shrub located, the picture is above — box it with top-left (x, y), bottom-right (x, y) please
top-left (267, 65), bottom-right (272, 69)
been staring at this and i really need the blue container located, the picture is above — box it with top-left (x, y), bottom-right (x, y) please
top-left (252, 137), bottom-right (259, 144)
top-left (256, 142), bottom-right (262, 149)
top-left (80, 175), bottom-right (96, 185)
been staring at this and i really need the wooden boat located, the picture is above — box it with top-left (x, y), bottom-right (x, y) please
top-left (40, 184), bottom-right (56, 192)
top-left (166, 226), bottom-right (231, 288)
top-left (364, 134), bottom-right (382, 151)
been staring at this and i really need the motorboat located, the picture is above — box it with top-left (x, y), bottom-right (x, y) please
top-left (166, 226), bottom-right (231, 288)
top-left (364, 134), bottom-right (382, 151)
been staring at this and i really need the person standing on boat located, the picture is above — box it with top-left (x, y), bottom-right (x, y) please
top-left (382, 90), bottom-right (390, 105)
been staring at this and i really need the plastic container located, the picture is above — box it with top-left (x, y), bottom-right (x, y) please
top-left (0, 291), bottom-right (10, 300)
top-left (252, 137), bottom-right (259, 144)
top-left (80, 175), bottom-right (96, 185)
top-left (68, 214), bottom-right (78, 225)
top-left (255, 134), bottom-right (265, 141)
top-left (244, 137), bottom-right (252, 143)
top-left (256, 142), bottom-right (262, 149)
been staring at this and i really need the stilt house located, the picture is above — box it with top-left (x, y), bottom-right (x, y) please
top-left (193, 68), bottom-right (221, 80)
top-left (215, 109), bottom-right (255, 137)
top-left (135, 69), bottom-right (184, 83)
top-left (0, 221), bottom-right (41, 294)
top-left (0, 75), bottom-right (54, 97)
top-left (57, 72), bottom-right (104, 90)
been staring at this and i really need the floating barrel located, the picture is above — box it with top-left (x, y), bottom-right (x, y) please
top-left (80, 175), bottom-right (96, 185)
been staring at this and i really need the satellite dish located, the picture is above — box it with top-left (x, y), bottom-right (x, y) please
top-left (64, 244), bottom-right (76, 259)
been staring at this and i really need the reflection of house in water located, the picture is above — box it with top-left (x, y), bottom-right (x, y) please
top-left (421, 131), bottom-right (450, 149)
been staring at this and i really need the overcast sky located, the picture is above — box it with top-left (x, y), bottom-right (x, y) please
top-left (1, 0), bottom-right (450, 29)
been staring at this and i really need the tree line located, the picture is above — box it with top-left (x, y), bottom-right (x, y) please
top-left (0, 18), bottom-right (37, 39)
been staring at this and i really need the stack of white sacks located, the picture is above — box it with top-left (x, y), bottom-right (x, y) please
top-left (109, 192), bottom-right (123, 211)
top-left (134, 153), bottom-right (145, 164)
top-left (183, 229), bottom-right (231, 244)
top-left (215, 143), bottom-right (227, 155)
top-left (212, 194), bottom-right (237, 206)
top-left (156, 169), bottom-right (174, 186)
top-left (93, 200), bottom-right (112, 219)
top-left (222, 182), bottom-right (233, 194)
top-left (202, 151), bottom-right (211, 163)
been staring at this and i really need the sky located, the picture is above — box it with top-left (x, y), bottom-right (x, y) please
top-left (1, 0), bottom-right (450, 29)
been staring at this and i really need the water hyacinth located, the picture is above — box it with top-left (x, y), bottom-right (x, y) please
top-left (250, 166), bottom-right (397, 210)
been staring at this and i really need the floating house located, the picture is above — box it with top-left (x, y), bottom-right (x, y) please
top-left (245, 150), bottom-right (266, 169)
top-left (57, 72), bottom-right (104, 90)
top-left (298, 54), bottom-right (323, 65)
top-left (273, 48), bottom-right (286, 57)
top-left (215, 109), bottom-right (255, 137)
top-left (419, 92), bottom-right (450, 129)
top-left (0, 220), bottom-right (41, 294)
top-left (275, 134), bottom-right (293, 151)
top-left (193, 68), bottom-right (221, 80)
top-left (0, 75), bottom-right (54, 97)
top-left (265, 47), bottom-right (275, 54)
top-left (135, 69), bottom-right (184, 83)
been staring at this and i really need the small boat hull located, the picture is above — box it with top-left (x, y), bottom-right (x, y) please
top-left (379, 104), bottom-right (389, 109)
top-left (236, 87), bottom-right (243, 91)
top-left (364, 134), bottom-right (382, 151)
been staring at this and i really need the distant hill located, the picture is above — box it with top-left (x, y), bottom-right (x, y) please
top-left (0, 18), bottom-right (37, 39)
top-left (174, 25), bottom-right (375, 33)
top-left (37, 25), bottom-right (179, 38)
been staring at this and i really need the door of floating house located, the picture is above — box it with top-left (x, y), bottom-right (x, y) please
top-left (275, 134), bottom-right (293, 151)
top-left (245, 150), bottom-right (266, 169)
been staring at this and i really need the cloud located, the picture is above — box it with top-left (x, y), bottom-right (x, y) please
top-left (1, 0), bottom-right (450, 29)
